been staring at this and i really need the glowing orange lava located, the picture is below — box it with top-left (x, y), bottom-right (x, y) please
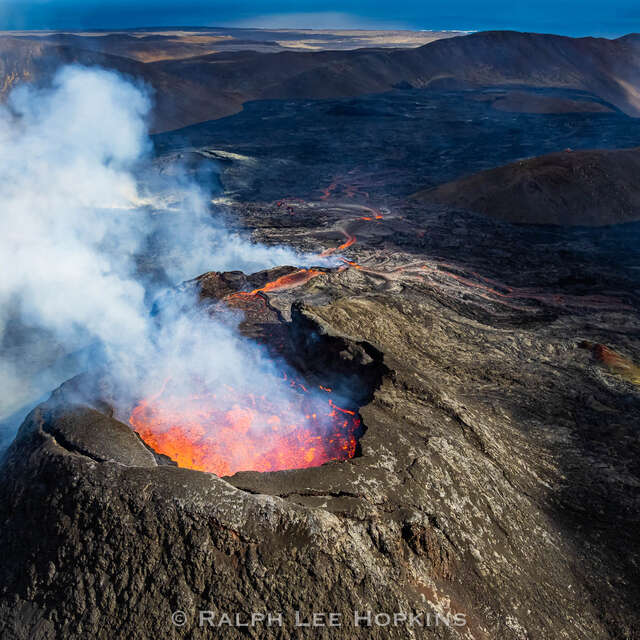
top-left (228, 269), bottom-right (322, 303)
top-left (130, 381), bottom-right (361, 476)
top-left (320, 232), bottom-right (356, 257)
top-left (129, 202), bottom-right (367, 476)
top-left (360, 209), bottom-right (383, 221)
top-left (338, 234), bottom-right (356, 250)
top-left (340, 258), bottom-right (362, 269)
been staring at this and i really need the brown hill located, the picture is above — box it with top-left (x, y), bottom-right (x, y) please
top-left (1, 30), bottom-right (640, 131)
top-left (413, 147), bottom-right (640, 226)
top-left (401, 31), bottom-right (640, 116)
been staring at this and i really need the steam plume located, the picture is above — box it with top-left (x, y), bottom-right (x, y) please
top-left (0, 65), bottom-right (332, 448)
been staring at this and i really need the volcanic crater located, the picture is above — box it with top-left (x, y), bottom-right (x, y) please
top-left (127, 265), bottom-right (387, 477)
top-left (3, 194), bottom-right (640, 638)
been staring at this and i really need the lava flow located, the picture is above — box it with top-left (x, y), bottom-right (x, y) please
top-left (320, 231), bottom-right (356, 257)
top-left (129, 380), bottom-right (361, 476)
top-left (239, 269), bottom-right (321, 297)
top-left (421, 261), bottom-right (630, 311)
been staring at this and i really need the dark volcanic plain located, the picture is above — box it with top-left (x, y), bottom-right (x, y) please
top-left (1, 28), bottom-right (640, 640)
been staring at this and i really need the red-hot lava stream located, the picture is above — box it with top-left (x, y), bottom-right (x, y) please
top-left (229, 268), bottom-right (324, 303)
top-left (320, 230), bottom-right (356, 257)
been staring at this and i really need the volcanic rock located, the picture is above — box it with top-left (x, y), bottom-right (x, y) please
top-left (484, 89), bottom-right (614, 114)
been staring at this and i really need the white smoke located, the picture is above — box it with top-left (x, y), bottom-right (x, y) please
top-left (0, 67), bottom-right (149, 350)
top-left (0, 65), bottom-right (334, 442)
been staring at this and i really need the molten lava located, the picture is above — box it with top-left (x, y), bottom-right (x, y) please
top-left (360, 209), bottom-right (384, 221)
top-left (338, 234), bottom-right (356, 250)
top-left (217, 269), bottom-right (324, 316)
top-left (320, 232), bottom-right (356, 257)
top-left (250, 269), bottom-right (321, 294)
top-left (129, 216), bottom-right (366, 477)
top-left (130, 381), bottom-right (361, 476)
top-left (230, 269), bottom-right (323, 301)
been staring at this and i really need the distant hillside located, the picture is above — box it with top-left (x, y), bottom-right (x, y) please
top-left (0, 37), bottom-right (244, 131)
top-left (412, 147), bottom-right (640, 226)
top-left (154, 31), bottom-right (640, 117)
top-left (404, 31), bottom-right (640, 116)
top-left (1, 30), bottom-right (640, 131)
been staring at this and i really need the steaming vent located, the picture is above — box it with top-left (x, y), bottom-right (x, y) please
top-left (127, 268), bottom-right (384, 477)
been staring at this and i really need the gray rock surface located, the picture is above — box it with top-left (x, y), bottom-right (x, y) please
top-left (2, 226), bottom-right (639, 638)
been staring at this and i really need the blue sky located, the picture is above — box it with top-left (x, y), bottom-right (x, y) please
top-left (1, 0), bottom-right (638, 37)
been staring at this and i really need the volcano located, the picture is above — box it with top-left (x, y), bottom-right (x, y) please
top-left (3, 206), bottom-right (640, 638)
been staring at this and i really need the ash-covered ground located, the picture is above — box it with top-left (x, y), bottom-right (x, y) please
top-left (1, 87), bottom-right (640, 639)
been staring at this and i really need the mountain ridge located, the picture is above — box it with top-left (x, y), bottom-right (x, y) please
top-left (1, 29), bottom-right (639, 131)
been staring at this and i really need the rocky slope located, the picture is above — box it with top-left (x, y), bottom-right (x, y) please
top-left (147, 31), bottom-right (640, 124)
top-left (1, 199), bottom-right (639, 639)
top-left (413, 147), bottom-right (640, 226)
top-left (0, 37), bottom-right (246, 131)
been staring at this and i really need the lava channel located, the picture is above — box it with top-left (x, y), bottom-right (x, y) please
top-left (229, 268), bottom-right (322, 301)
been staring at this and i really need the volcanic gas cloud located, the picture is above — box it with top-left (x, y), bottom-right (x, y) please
top-left (0, 65), bottom-right (360, 476)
